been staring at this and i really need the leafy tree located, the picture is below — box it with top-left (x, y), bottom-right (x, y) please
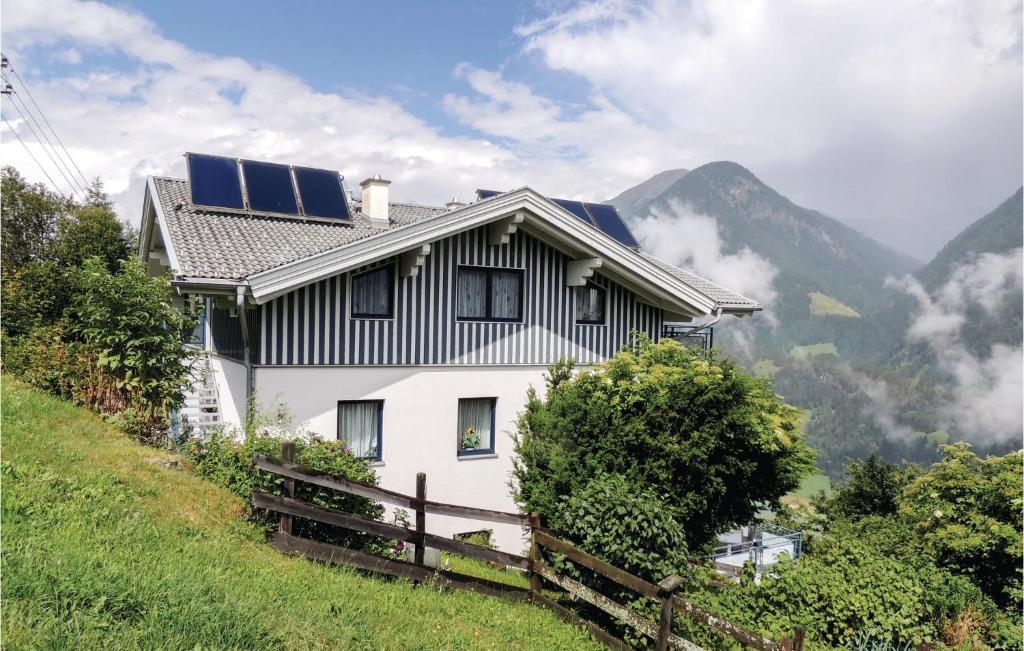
top-left (70, 257), bottom-right (198, 437)
top-left (1, 166), bottom-right (69, 270)
top-left (901, 443), bottom-right (1023, 607)
top-left (513, 337), bottom-right (815, 551)
top-left (1, 166), bottom-right (132, 339)
top-left (823, 454), bottom-right (921, 521)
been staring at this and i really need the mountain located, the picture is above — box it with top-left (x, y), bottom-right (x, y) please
top-left (608, 164), bottom-right (1021, 477)
top-left (610, 161), bottom-right (919, 357)
top-left (916, 188), bottom-right (1023, 291)
top-left (606, 168), bottom-right (689, 218)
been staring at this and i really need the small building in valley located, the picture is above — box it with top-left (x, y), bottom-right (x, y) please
top-left (138, 153), bottom-right (762, 551)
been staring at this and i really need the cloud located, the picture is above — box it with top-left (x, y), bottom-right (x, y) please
top-left (887, 248), bottom-right (1024, 445)
top-left (632, 200), bottom-right (778, 310)
top-left (490, 0), bottom-right (1023, 258)
top-left (0, 0), bottom-right (531, 222)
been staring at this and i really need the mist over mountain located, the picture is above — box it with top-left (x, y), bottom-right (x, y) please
top-left (610, 165), bottom-right (1023, 476)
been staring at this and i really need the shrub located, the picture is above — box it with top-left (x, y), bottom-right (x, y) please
top-left (699, 518), bottom-right (1010, 649)
top-left (513, 338), bottom-right (815, 551)
top-left (552, 474), bottom-right (691, 585)
top-left (70, 257), bottom-right (198, 434)
top-left (183, 430), bottom-right (386, 551)
top-left (901, 443), bottom-right (1023, 608)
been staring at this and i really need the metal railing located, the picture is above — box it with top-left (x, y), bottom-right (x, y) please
top-left (661, 324), bottom-right (713, 350)
top-left (711, 524), bottom-right (803, 572)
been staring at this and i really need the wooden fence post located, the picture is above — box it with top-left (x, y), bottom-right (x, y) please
top-left (414, 472), bottom-right (426, 567)
top-left (528, 512), bottom-right (542, 600)
top-left (655, 575), bottom-right (684, 651)
top-left (279, 441), bottom-right (296, 535)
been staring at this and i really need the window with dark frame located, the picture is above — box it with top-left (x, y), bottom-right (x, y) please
top-left (337, 400), bottom-right (383, 462)
top-left (456, 266), bottom-right (523, 322)
top-left (457, 398), bottom-right (496, 456)
top-left (351, 264), bottom-right (394, 318)
top-left (575, 282), bottom-right (606, 324)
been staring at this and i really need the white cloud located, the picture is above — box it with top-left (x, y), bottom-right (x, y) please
top-left (633, 200), bottom-right (778, 310)
top-left (476, 0), bottom-right (1023, 257)
top-left (0, 0), bottom-right (532, 223)
top-left (887, 248), bottom-right (1024, 445)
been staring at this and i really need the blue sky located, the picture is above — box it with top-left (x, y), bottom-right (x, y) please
top-left (2, 0), bottom-right (1021, 259)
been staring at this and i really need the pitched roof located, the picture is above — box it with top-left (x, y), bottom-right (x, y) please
top-left (152, 177), bottom-right (446, 280)
top-left (146, 177), bottom-right (761, 315)
top-left (639, 252), bottom-right (761, 310)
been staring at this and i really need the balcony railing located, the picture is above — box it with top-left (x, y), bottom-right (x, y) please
top-left (661, 324), bottom-right (713, 350)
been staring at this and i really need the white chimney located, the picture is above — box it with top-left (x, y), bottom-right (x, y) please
top-left (360, 174), bottom-right (391, 228)
top-left (446, 196), bottom-right (465, 211)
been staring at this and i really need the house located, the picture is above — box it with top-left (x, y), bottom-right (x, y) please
top-left (138, 153), bottom-right (762, 551)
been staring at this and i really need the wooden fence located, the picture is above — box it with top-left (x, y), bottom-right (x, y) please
top-left (253, 444), bottom-right (803, 651)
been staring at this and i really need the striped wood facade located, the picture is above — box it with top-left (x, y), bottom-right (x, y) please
top-left (212, 226), bottom-right (663, 366)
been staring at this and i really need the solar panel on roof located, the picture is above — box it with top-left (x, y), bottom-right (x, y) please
top-left (552, 198), bottom-right (595, 225)
top-left (294, 166), bottom-right (351, 220)
top-left (187, 153), bottom-right (244, 210)
top-left (240, 160), bottom-right (299, 215)
top-left (584, 202), bottom-right (640, 248)
top-left (476, 189), bottom-right (501, 200)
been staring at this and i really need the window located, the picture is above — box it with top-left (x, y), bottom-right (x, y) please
top-left (456, 266), bottom-right (523, 322)
top-left (457, 398), bottom-right (496, 456)
top-left (351, 265), bottom-right (394, 318)
top-left (575, 283), bottom-right (606, 324)
top-left (338, 400), bottom-right (383, 461)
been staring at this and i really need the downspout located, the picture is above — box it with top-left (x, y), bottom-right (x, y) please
top-left (683, 307), bottom-right (722, 336)
top-left (236, 286), bottom-right (254, 427)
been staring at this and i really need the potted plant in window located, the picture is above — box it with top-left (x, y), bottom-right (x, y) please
top-left (460, 426), bottom-right (480, 451)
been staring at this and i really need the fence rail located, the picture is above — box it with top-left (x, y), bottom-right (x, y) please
top-left (253, 446), bottom-right (802, 651)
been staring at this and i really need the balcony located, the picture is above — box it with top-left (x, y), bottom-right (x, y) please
top-left (661, 324), bottom-right (713, 350)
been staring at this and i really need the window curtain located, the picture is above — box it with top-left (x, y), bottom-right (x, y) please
top-left (339, 402), bottom-right (380, 458)
top-left (352, 267), bottom-right (390, 316)
top-left (576, 285), bottom-right (604, 322)
top-left (458, 398), bottom-right (494, 452)
top-left (491, 271), bottom-right (522, 319)
top-left (457, 268), bottom-right (488, 318)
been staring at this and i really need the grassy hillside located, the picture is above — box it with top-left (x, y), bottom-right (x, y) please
top-left (0, 378), bottom-right (600, 650)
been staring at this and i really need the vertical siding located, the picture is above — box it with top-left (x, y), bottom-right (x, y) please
top-left (255, 227), bottom-right (663, 366)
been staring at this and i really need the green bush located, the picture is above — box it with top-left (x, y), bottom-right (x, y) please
top-left (901, 443), bottom-right (1023, 608)
top-left (183, 430), bottom-right (386, 551)
top-left (513, 338), bottom-right (815, 551)
top-left (70, 257), bottom-right (198, 433)
top-left (698, 517), bottom-right (1011, 649)
top-left (553, 474), bottom-right (691, 585)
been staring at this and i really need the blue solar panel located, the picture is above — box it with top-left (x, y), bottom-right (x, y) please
top-left (241, 160), bottom-right (298, 215)
top-left (552, 198), bottom-right (595, 225)
top-left (294, 167), bottom-right (351, 220)
top-left (476, 189), bottom-right (502, 200)
top-left (584, 202), bottom-right (640, 248)
top-left (187, 153), bottom-right (244, 209)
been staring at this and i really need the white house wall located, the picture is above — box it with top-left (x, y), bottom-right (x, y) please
top-left (254, 364), bottom-right (550, 553)
top-left (252, 226), bottom-right (663, 366)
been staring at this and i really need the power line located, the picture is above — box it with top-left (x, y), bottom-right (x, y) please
top-left (2, 74), bottom-right (85, 198)
top-left (3, 54), bottom-right (91, 190)
top-left (2, 86), bottom-right (83, 199)
top-left (2, 117), bottom-right (68, 200)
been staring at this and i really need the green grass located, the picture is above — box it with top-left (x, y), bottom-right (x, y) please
top-left (0, 379), bottom-right (601, 650)
top-left (807, 291), bottom-right (861, 318)
top-left (789, 342), bottom-right (839, 360)
top-left (782, 473), bottom-right (832, 510)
